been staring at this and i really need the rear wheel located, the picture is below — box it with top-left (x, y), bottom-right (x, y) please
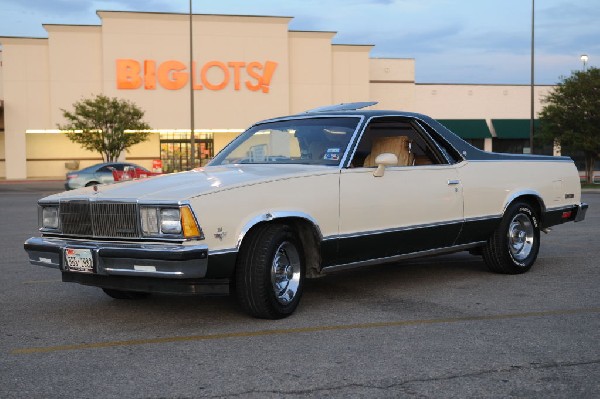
top-left (483, 201), bottom-right (540, 274)
top-left (102, 288), bottom-right (150, 300)
top-left (235, 223), bottom-right (305, 319)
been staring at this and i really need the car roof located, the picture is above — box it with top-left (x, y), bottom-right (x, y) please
top-left (253, 102), bottom-right (566, 163)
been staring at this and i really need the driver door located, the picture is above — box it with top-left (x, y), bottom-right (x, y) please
top-left (336, 117), bottom-right (464, 266)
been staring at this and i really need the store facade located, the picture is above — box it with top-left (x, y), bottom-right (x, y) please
top-left (0, 11), bottom-right (552, 179)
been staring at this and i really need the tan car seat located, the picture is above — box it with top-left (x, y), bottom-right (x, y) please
top-left (363, 136), bottom-right (414, 167)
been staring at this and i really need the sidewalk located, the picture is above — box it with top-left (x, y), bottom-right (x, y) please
top-left (0, 178), bottom-right (65, 193)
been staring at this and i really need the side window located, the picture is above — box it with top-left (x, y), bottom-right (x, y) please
top-left (350, 117), bottom-right (447, 167)
top-left (417, 121), bottom-right (463, 164)
top-left (97, 165), bottom-right (115, 172)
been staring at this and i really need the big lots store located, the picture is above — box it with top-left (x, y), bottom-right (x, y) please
top-left (0, 10), bottom-right (555, 180)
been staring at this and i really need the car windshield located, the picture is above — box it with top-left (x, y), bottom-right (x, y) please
top-left (210, 117), bottom-right (360, 166)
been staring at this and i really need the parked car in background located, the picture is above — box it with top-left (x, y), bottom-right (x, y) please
top-left (65, 162), bottom-right (160, 190)
top-left (27, 102), bottom-right (587, 319)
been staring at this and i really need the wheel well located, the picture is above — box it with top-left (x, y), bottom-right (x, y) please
top-left (85, 181), bottom-right (99, 187)
top-left (241, 218), bottom-right (323, 278)
top-left (507, 194), bottom-right (543, 220)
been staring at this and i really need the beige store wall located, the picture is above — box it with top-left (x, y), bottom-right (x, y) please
top-left (26, 133), bottom-right (160, 177)
top-left (26, 134), bottom-right (102, 177)
top-left (99, 12), bottom-right (292, 129)
top-left (213, 132), bottom-right (241, 154)
top-left (1, 38), bottom-right (51, 179)
top-left (415, 84), bottom-right (553, 119)
top-left (46, 25), bottom-right (103, 127)
top-left (369, 58), bottom-right (416, 111)
top-left (332, 45), bottom-right (372, 103)
top-left (123, 133), bottom-right (160, 169)
top-left (0, 49), bottom-right (4, 97)
top-left (288, 31), bottom-right (335, 113)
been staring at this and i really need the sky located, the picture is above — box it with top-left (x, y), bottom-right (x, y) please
top-left (0, 0), bottom-right (598, 85)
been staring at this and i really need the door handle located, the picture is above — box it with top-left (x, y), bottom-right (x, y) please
top-left (447, 179), bottom-right (461, 185)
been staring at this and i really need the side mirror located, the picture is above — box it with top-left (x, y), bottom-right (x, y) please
top-left (373, 153), bottom-right (398, 177)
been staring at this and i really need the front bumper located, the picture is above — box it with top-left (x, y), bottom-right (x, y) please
top-left (24, 237), bottom-right (209, 279)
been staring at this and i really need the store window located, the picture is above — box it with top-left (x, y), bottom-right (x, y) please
top-left (160, 132), bottom-right (214, 173)
top-left (492, 138), bottom-right (529, 154)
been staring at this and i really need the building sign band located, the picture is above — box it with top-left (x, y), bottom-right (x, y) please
top-left (116, 59), bottom-right (278, 93)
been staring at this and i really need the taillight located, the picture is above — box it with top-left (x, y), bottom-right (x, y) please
top-left (67, 174), bottom-right (78, 179)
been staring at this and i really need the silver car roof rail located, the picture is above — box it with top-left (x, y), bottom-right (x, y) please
top-left (303, 101), bottom-right (378, 113)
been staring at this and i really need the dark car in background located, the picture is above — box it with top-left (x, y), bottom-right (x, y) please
top-left (65, 162), bottom-right (159, 190)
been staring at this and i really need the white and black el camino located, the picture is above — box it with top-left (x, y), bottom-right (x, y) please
top-left (24, 102), bottom-right (588, 319)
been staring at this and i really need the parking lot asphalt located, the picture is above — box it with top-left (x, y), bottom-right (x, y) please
top-left (0, 184), bottom-right (598, 398)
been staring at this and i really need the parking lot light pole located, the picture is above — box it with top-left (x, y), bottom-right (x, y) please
top-left (529, 0), bottom-right (535, 154)
top-left (189, 0), bottom-right (196, 169)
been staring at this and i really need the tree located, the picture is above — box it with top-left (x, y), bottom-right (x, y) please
top-left (538, 67), bottom-right (600, 184)
top-left (59, 94), bottom-right (151, 162)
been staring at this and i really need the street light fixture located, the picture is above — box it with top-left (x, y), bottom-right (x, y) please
top-left (580, 54), bottom-right (589, 71)
top-left (529, 0), bottom-right (535, 154)
top-left (189, 0), bottom-right (196, 169)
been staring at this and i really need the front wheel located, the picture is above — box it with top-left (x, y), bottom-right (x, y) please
top-left (483, 201), bottom-right (540, 274)
top-left (235, 223), bottom-right (305, 319)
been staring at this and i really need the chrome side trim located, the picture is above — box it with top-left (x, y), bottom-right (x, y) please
top-left (334, 219), bottom-right (464, 241)
top-left (236, 211), bottom-right (324, 249)
top-left (545, 204), bottom-right (579, 212)
top-left (210, 248), bottom-right (238, 256)
top-left (103, 268), bottom-right (185, 277)
top-left (464, 215), bottom-right (502, 223)
top-left (466, 158), bottom-right (573, 163)
top-left (321, 242), bottom-right (486, 274)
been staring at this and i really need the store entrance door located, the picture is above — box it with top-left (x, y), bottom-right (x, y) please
top-left (160, 133), bottom-right (214, 173)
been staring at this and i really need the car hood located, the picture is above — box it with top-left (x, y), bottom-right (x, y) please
top-left (43, 164), bottom-right (338, 202)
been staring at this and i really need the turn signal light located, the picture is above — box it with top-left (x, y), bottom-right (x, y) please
top-left (181, 206), bottom-right (203, 239)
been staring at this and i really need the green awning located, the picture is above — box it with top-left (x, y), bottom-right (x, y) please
top-left (492, 119), bottom-right (540, 139)
top-left (436, 119), bottom-right (491, 139)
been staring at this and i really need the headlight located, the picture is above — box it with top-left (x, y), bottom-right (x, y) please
top-left (160, 208), bottom-right (181, 234)
top-left (140, 205), bottom-right (203, 239)
top-left (140, 207), bottom-right (160, 235)
top-left (40, 206), bottom-right (59, 229)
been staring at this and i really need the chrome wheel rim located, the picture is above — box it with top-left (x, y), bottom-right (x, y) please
top-left (508, 213), bottom-right (534, 261)
top-left (270, 241), bottom-right (301, 305)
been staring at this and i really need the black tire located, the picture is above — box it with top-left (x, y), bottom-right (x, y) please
top-left (85, 181), bottom-right (99, 187)
top-left (102, 288), bottom-right (150, 300)
top-left (235, 223), bottom-right (305, 319)
top-left (483, 201), bottom-right (540, 274)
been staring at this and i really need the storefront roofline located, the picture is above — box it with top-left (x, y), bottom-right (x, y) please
top-left (289, 31), bottom-right (337, 39)
top-left (332, 44), bottom-right (375, 52)
top-left (416, 83), bottom-right (555, 87)
top-left (43, 24), bottom-right (101, 34)
top-left (25, 129), bottom-right (245, 134)
top-left (96, 10), bottom-right (294, 23)
top-left (0, 36), bottom-right (47, 44)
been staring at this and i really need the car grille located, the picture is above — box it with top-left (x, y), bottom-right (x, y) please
top-left (59, 200), bottom-right (140, 238)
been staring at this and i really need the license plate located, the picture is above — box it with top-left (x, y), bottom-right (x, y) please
top-left (65, 248), bottom-right (94, 273)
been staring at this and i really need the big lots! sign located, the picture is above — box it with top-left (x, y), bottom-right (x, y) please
top-left (116, 59), bottom-right (278, 93)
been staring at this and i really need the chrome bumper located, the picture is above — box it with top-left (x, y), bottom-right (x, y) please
top-left (575, 202), bottom-right (588, 222)
top-left (24, 237), bottom-right (208, 279)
